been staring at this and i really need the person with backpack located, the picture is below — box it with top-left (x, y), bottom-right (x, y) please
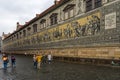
top-left (2, 54), bottom-right (9, 69)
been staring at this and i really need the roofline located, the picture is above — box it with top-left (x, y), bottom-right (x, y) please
top-left (4, 0), bottom-right (70, 40)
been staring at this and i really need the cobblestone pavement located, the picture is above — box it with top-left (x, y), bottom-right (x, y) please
top-left (0, 54), bottom-right (120, 80)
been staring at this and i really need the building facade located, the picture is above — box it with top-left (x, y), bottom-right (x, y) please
top-left (0, 36), bottom-right (2, 53)
top-left (2, 0), bottom-right (120, 63)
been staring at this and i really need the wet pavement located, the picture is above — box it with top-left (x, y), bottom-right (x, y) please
top-left (0, 54), bottom-right (120, 80)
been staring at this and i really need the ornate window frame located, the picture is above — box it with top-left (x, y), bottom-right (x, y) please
top-left (63, 4), bottom-right (75, 20)
top-left (50, 13), bottom-right (58, 25)
top-left (33, 24), bottom-right (38, 33)
top-left (40, 19), bottom-right (46, 29)
top-left (86, 0), bottom-right (102, 12)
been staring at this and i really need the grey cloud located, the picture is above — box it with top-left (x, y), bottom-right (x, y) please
top-left (0, 0), bottom-right (54, 36)
top-left (0, 0), bottom-right (54, 14)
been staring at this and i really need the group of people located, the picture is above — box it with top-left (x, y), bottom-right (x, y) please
top-left (33, 54), bottom-right (52, 69)
top-left (1, 53), bottom-right (52, 70)
top-left (2, 54), bottom-right (16, 69)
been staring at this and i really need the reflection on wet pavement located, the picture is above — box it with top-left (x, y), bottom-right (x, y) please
top-left (0, 54), bottom-right (120, 80)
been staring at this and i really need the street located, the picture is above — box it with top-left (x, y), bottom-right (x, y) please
top-left (0, 54), bottom-right (120, 80)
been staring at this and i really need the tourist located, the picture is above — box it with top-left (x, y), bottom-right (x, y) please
top-left (33, 54), bottom-right (37, 69)
top-left (36, 54), bottom-right (42, 69)
top-left (2, 54), bottom-right (9, 69)
top-left (11, 55), bottom-right (16, 67)
top-left (111, 60), bottom-right (115, 65)
top-left (47, 53), bottom-right (52, 64)
top-left (42, 54), bottom-right (47, 64)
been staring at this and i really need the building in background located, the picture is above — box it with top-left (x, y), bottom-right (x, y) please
top-left (0, 36), bottom-right (2, 53)
top-left (1, 32), bottom-right (11, 53)
top-left (2, 0), bottom-right (120, 64)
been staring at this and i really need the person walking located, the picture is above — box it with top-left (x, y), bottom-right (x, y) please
top-left (2, 54), bottom-right (9, 69)
top-left (47, 53), bottom-right (52, 64)
top-left (11, 55), bottom-right (16, 67)
top-left (42, 54), bottom-right (47, 64)
top-left (36, 54), bottom-right (42, 69)
top-left (33, 54), bottom-right (37, 69)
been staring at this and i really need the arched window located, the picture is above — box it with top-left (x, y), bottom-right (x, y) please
top-left (50, 13), bottom-right (58, 25)
top-left (40, 19), bottom-right (46, 29)
top-left (86, 0), bottom-right (102, 12)
top-left (18, 32), bottom-right (22, 38)
top-left (27, 27), bottom-right (31, 35)
top-left (16, 33), bottom-right (19, 39)
top-left (63, 4), bottom-right (75, 20)
top-left (23, 30), bottom-right (26, 37)
top-left (33, 24), bottom-right (37, 33)
top-left (95, 0), bottom-right (102, 8)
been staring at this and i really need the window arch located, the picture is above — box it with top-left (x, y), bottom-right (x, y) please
top-left (50, 13), bottom-right (58, 25)
top-left (33, 24), bottom-right (37, 33)
top-left (40, 19), bottom-right (46, 29)
top-left (86, 0), bottom-right (102, 12)
top-left (27, 27), bottom-right (31, 35)
top-left (23, 30), bottom-right (26, 37)
top-left (63, 4), bottom-right (75, 20)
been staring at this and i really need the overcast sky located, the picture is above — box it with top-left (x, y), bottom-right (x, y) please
top-left (0, 0), bottom-right (54, 36)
